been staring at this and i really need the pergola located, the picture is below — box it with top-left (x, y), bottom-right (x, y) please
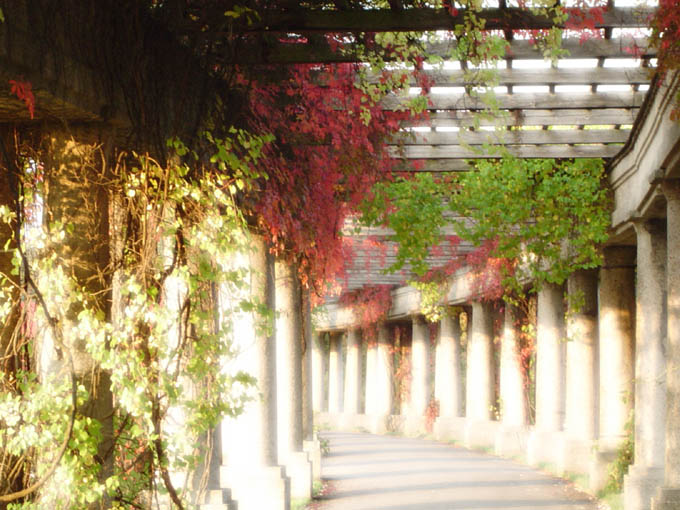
top-left (205, 1), bottom-right (657, 291)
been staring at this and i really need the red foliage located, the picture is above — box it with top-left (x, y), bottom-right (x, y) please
top-left (338, 284), bottom-right (393, 342)
top-left (465, 239), bottom-right (515, 301)
top-left (242, 63), bottom-right (423, 291)
top-left (564, 0), bottom-right (607, 43)
top-left (9, 79), bottom-right (35, 119)
top-left (649, 0), bottom-right (680, 120)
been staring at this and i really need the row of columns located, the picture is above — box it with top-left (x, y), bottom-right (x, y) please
top-left (313, 181), bottom-right (680, 510)
top-left (217, 243), bottom-right (320, 510)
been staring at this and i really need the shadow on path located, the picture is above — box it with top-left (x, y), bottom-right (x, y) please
top-left (316, 432), bottom-right (598, 510)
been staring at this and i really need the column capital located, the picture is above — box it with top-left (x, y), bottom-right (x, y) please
top-left (631, 217), bottom-right (666, 237)
top-left (660, 178), bottom-right (680, 200)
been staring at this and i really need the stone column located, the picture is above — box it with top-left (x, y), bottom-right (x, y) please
top-left (624, 219), bottom-right (666, 510)
top-left (495, 304), bottom-right (528, 457)
top-left (311, 330), bottom-right (324, 414)
top-left (435, 311), bottom-right (464, 419)
top-left (39, 132), bottom-right (114, 505)
top-left (653, 182), bottom-right (680, 510)
top-left (406, 316), bottom-right (430, 435)
top-left (559, 269), bottom-right (599, 475)
top-left (366, 323), bottom-right (394, 433)
top-left (301, 290), bottom-right (321, 482)
top-left (221, 235), bottom-right (289, 510)
top-left (328, 333), bottom-right (343, 415)
top-left (433, 310), bottom-right (465, 441)
top-left (590, 246), bottom-right (635, 492)
top-left (365, 338), bottom-right (377, 416)
top-left (466, 301), bottom-right (495, 422)
top-left (275, 260), bottom-right (312, 500)
top-left (464, 301), bottom-right (497, 449)
top-left (342, 328), bottom-right (361, 427)
top-left (528, 282), bottom-right (566, 466)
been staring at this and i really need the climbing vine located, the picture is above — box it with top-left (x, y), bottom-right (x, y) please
top-left (0, 132), bottom-right (270, 509)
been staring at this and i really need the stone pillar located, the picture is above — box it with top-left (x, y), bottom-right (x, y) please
top-left (435, 311), bottom-right (464, 419)
top-left (39, 132), bottom-right (114, 505)
top-left (342, 328), bottom-right (361, 428)
top-left (528, 283), bottom-right (566, 466)
top-left (559, 269), bottom-right (599, 475)
top-left (365, 338), bottom-right (377, 416)
top-left (301, 290), bottom-right (321, 482)
top-left (653, 182), bottom-right (680, 510)
top-left (464, 301), bottom-right (497, 448)
top-left (590, 246), bottom-right (636, 492)
top-left (466, 301), bottom-right (495, 422)
top-left (221, 235), bottom-right (289, 510)
top-left (367, 323), bottom-right (394, 433)
top-left (406, 316), bottom-right (430, 435)
top-left (328, 333), bottom-right (343, 415)
top-left (433, 310), bottom-right (465, 441)
top-left (275, 260), bottom-right (312, 500)
top-left (495, 304), bottom-right (528, 457)
top-left (311, 331), bottom-right (324, 414)
top-left (624, 219), bottom-right (667, 510)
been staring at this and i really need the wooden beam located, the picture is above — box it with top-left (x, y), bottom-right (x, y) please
top-left (383, 90), bottom-right (646, 110)
top-left (229, 36), bottom-right (654, 64)
top-left (391, 128), bottom-right (631, 145)
top-left (394, 67), bottom-right (651, 86)
top-left (404, 108), bottom-right (640, 127)
top-left (241, 7), bottom-right (651, 33)
top-left (393, 143), bottom-right (623, 159)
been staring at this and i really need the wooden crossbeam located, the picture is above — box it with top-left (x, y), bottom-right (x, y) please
top-left (232, 37), bottom-right (654, 64)
top-left (239, 7), bottom-right (651, 33)
top-left (394, 67), bottom-right (651, 86)
top-left (383, 90), bottom-right (645, 110)
top-left (405, 108), bottom-right (639, 127)
top-left (391, 128), bottom-right (630, 145)
top-left (392, 143), bottom-right (623, 159)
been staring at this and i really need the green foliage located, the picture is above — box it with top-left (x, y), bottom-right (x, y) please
top-left (0, 130), bottom-right (273, 508)
top-left (450, 157), bottom-right (610, 294)
top-left (360, 157), bottom-right (610, 304)
top-left (360, 173), bottom-right (448, 277)
top-left (600, 414), bottom-right (634, 497)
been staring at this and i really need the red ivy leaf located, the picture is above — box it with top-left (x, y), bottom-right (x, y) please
top-left (9, 79), bottom-right (35, 119)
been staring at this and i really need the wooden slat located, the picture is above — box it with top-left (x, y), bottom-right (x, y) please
top-left (392, 128), bottom-right (630, 145)
top-left (404, 108), bottom-right (640, 127)
top-left (394, 144), bottom-right (623, 159)
top-left (397, 67), bottom-right (650, 86)
top-left (383, 90), bottom-right (646, 110)
top-left (243, 7), bottom-right (651, 33)
top-left (233, 37), bottom-right (654, 64)
top-left (392, 159), bottom-right (474, 172)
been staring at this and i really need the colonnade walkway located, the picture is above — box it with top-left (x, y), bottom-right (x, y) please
top-left (316, 432), bottom-right (599, 510)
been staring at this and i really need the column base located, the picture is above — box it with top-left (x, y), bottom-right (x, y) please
top-left (494, 425), bottom-right (529, 459)
top-left (652, 487), bottom-right (680, 510)
top-left (198, 489), bottom-right (237, 510)
top-left (624, 465), bottom-right (665, 510)
top-left (284, 451), bottom-right (312, 500)
top-left (589, 447), bottom-right (619, 494)
top-left (303, 438), bottom-right (321, 480)
top-left (527, 429), bottom-right (563, 468)
top-left (221, 465), bottom-right (290, 510)
top-left (404, 415), bottom-right (427, 437)
top-left (365, 414), bottom-right (391, 435)
top-left (433, 416), bottom-right (467, 443)
top-left (463, 420), bottom-right (500, 451)
top-left (338, 413), bottom-right (363, 431)
top-left (557, 436), bottom-right (593, 477)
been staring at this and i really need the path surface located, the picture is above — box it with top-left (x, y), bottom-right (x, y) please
top-left (317, 432), bottom-right (600, 510)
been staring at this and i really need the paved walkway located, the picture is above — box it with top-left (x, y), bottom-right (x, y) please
top-left (317, 432), bottom-right (600, 510)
